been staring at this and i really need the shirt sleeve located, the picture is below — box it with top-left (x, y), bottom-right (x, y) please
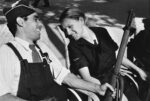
top-left (37, 42), bottom-right (70, 85)
top-left (0, 45), bottom-right (16, 96)
top-left (0, 78), bottom-right (10, 96)
top-left (68, 42), bottom-right (89, 71)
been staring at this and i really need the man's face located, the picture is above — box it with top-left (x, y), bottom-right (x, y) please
top-left (23, 12), bottom-right (42, 42)
top-left (61, 18), bottom-right (84, 40)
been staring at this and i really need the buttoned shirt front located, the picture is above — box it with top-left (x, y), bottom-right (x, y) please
top-left (0, 37), bottom-right (70, 96)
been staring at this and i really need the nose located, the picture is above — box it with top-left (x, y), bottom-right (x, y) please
top-left (66, 28), bottom-right (73, 36)
top-left (37, 20), bottom-right (42, 30)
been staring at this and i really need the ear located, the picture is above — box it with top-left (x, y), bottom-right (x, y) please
top-left (16, 17), bottom-right (24, 27)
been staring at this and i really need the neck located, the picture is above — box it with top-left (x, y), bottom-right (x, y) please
top-left (15, 30), bottom-right (35, 44)
top-left (82, 27), bottom-right (98, 44)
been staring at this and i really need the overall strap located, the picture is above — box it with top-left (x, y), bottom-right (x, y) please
top-left (7, 42), bottom-right (23, 61)
top-left (34, 43), bottom-right (46, 57)
top-left (34, 43), bottom-right (52, 62)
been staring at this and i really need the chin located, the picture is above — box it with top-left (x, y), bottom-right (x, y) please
top-left (74, 37), bottom-right (80, 40)
top-left (75, 39), bottom-right (79, 41)
top-left (34, 36), bottom-right (40, 41)
top-left (37, 33), bottom-right (41, 38)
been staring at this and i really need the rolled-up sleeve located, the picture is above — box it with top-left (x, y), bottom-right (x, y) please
top-left (68, 43), bottom-right (89, 70)
top-left (38, 42), bottom-right (70, 85)
top-left (50, 62), bottom-right (70, 85)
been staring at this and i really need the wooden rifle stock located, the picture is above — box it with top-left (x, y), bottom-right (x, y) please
top-left (104, 9), bottom-right (135, 101)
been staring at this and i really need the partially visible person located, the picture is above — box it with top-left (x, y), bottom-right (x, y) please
top-left (128, 18), bottom-right (150, 101)
top-left (0, 0), bottom-right (115, 101)
top-left (32, 0), bottom-right (50, 7)
top-left (59, 8), bottom-right (147, 101)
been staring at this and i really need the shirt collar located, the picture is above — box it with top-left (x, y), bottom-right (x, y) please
top-left (75, 27), bottom-right (99, 46)
top-left (15, 37), bottom-right (31, 51)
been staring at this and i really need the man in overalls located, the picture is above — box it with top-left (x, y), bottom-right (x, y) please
top-left (0, 0), bottom-right (115, 101)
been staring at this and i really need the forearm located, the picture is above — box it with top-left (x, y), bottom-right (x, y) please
top-left (84, 76), bottom-right (101, 85)
top-left (63, 73), bottom-right (100, 93)
top-left (63, 73), bottom-right (114, 96)
top-left (122, 57), bottom-right (140, 71)
top-left (79, 66), bottom-right (101, 85)
top-left (122, 57), bottom-right (147, 80)
top-left (75, 89), bottom-right (96, 96)
top-left (0, 94), bottom-right (27, 101)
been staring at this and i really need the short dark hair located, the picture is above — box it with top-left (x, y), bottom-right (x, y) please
top-left (59, 8), bottom-right (86, 23)
top-left (3, 0), bottom-right (36, 36)
top-left (7, 16), bottom-right (28, 37)
top-left (142, 18), bottom-right (150, 30)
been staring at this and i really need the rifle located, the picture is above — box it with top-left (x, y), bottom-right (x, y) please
top-left (104, 9), bottom-right (135, 101)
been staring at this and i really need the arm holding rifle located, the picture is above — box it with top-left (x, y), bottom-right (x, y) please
top-left (121, 57), bottom-right (147, 81)
top-left (104, 9), bottom-right (137, 101)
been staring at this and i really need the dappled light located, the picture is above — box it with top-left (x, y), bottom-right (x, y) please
top-left (0, 0), bottom-right (149, 66)
top-left (92, 0), bottom-right (108, 3)
top-left (71, 3), bottom-right (80, 7)
top-left (45, 11), bottom-right (56, 18)
top-left (85, 12), bottom-right (123, 28)
top-left (72, 0), bottom-right (108, 3)
top-left (72, 0), bottom-right (88, 1)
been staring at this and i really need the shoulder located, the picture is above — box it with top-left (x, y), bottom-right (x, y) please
top-left (0, 42), bottom-right (20, 65)
top-left (90, 27), bottom-right (118, 50)
top-left (0, 40), bottom-right (25, 57)
top-left (90, 27), bottom-right (109, 38)
top-left (90, 27), bottom-right (107, 32)
top-left (0, 42), bottom-right (15, 55)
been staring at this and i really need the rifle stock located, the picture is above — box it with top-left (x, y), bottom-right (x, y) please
top-left (104, 9), bottom-right (135, 101)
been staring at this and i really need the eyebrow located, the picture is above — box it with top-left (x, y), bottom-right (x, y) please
top-left (34, 15), bottom-right (39, 18)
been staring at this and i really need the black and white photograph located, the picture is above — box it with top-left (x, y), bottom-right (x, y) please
top-left (0, 0), bottom-right (149, 101)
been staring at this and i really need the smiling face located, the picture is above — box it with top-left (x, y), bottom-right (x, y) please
top-left (22, 12), bottom-right (42, 43)
top-left (61, 17), bottom-right (85, 40)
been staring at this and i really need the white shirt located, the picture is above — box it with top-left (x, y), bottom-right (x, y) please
top-left (0, 37), bottom-right (70, 96)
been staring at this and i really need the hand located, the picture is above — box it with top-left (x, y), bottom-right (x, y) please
top-left (137, 68), bottom-right (147, 81)
top-left (88, 92), bottom-right (100, 101)
top-left (120, 65), bottom-right (132, 76)
top-left (98, 83), bottom-right (115, 96)
top-left (120, 65), bottom-right (147, 81)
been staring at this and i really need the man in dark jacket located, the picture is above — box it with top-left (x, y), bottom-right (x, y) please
top-left (128, 18), bottom-right (150, 101)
